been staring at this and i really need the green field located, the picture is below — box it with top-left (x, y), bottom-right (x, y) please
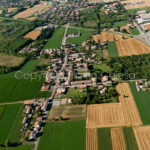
top-left (108, 41), bottom-right (118, 57)
top-left (67, 28), bottom-right (79, 34)
top-left (98, 128), bottom-right (112, 150)
top-left (113, 21), bottom-right (130, 27)
top-left (38, 120), bottom-right (86, 150)
top-left (0, 59), bottom-right (51, 103)
top-left (129, 28), bottom-right (140, 35)
top-left (0, 104), bottom-right (23, 144)
top-left (93, 64), bottom-right (112, 72)
top-left (1, 144), bottom-right (34, 150)
top-left (129, 82), bottom-right (150, 125)
top-left (44, 27), bottom-right (65, 49)
top-left (66, 29), bottom-right (93, 46)
top-left (123, 127), bottom-right (139, 150)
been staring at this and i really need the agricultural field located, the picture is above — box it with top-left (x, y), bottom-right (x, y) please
top-left (113, 21), bottom-right (130, 28)
top-left (123, 127), bottom-right (139, 150)
top-left (93, 32), bottom-right (126, 43)
top-left (86, 83), bottom-right (142, 128)
top-left (129, 82), bottom-right (150, 125)
top-left (0, 59), bottom-right (51, 103)
top-left (134, 126), bottom-right (150, 150)
top-left (38, 120), bottom-right (86, 150)
top-left (108, 41), bottom-right (118, 57)
top-left (24, 30), bottom-right (41, 40)
top-left (13, 2), bottom-right (51, 19)
top-left (67, 27), bottom-right (79, 35)
top-left (67, 29), bottom-right (93, 46)
top-left (97, 128), bottom-right (112, 150)
top-left (44, 27), bottom-right (65, 49)
top-left (121, 0), bottom-right (150, 10)
top-left (0, 53), bottom-right (25, 66)
top-left (0, 104), bottom-right (23, 145)
top-left (49, 105), bottom-right (86, 120)
top-left (0, 18), bottom-right (35, 53)
top-left (116, 38), bottom-right (150, 56)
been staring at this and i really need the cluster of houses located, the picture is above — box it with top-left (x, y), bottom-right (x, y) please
top-left (39, 0), bottom-right (93, 25)
top-left (104, 3), bottom-right (119, 14)
top-left (136, 80), bottom-right (150, 92)
top-left (136, 10), bottom-right (150, 32)
top-left (22, 99), bottom-right (50, 141)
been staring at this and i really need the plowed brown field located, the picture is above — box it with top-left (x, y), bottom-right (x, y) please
top-left (116, 38), bottom-right (150, 56)
top-left (121, 0), bottom-right (150, 10)
top-left (86, 83), bottom-right (142, 128)
top-left (134, 126), bottom-right (150, 150)
top-left (86, 128), bottom-right (98, 150)
top-left (111, 128), bottom-right (126, 150)
top-left (93, 32), bottom-right (126, 43)
top-left (24, 30), bottom-right (41, 40)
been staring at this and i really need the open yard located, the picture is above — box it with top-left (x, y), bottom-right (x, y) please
top-left (0, 104), bottom-right (23, 145)
top-left (129, 82), bottom-right (150, 125)
top-left (49, 105), bottom-right (86, 120)
top-left (38, 120), bottom-right (86, 150)
top-left (67, 29), bottom-right (93, 46)
top-left (0, 54), bottom-right (25, 66)
top-left (44, 27), bottom-right (65, 49)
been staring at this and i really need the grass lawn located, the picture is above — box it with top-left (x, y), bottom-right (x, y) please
top-left (129, 28), bottom-right (140, 35)
top-left (93, 64), bottom-right (112, 72)
top-left (0, 53), bottom-right (25, 67)
top-left (123, 127), bottom-right (139, 150)
top-left (44, 27), bottom-right (65, 49)
top-left (1, 144), bottom-right (34, 150)
top-left (67, 27), bottom-right (79, 34)
top-left (127, 7), bottom-right (150, 14)
top-left (113, 21), bottom-right (130, 27)
top-left (129, 82), bottom-right (150, 125)
top-left (38, 120), bottom-right (86, 150)
top-left (0, 104), bottom-right (21, 144)
top-left (66, 29), bottom-right (93, 46)
top-left (0, 59), bottom-right (51, 103)
top-left (98, 128), bottom-right (112, 150)
top-left (108, 41), bottom-right (118, 57)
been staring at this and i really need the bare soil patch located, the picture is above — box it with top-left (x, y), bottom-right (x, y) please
top-left (24, 30), bottom-right (41, 40)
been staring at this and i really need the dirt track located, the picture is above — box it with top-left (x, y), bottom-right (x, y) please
top-left (86, 83), bottom-right (142, 128)
top-left (134, 126), bottom-right (150, 150)
top-left (86, 128), bottom-right (98, 150)
top-left (111, 128), bottom-right (126, 150)
top-left (116, 38), bottom-right (150, 56)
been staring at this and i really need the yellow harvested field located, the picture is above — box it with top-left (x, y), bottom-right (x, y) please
top-left (86, 128), bottom-right (98, 150)
top-left (134, 126), bottom-right (150, 150)
top-left (111, 128), bottom-right (126, 150)
top-left (121, 0), bottom-right (150, 10)
top-left (14, 2), bottom-right (50, 19)
top-left (8, 8), bottom-right (17, 13)
top-left (24, 30), bottom-right (41, 40)
top-left (117, 83), bottom-right (142, 126)
top-left (86, 83), bottom-right (142, 128)
top-left (93, 32), bottom-right (128, 43)
top-left (116, 38), bottom-right (150, 56)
